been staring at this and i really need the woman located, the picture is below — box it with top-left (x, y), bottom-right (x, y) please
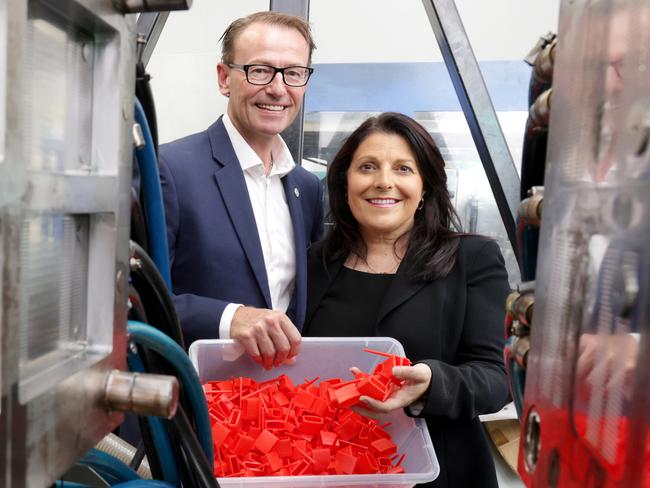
top-left (304, 113), bottom-right (511, 487)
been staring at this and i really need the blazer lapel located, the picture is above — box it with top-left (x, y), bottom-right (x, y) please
top-left (375, 258), bottom-right (428, 327)
top-left (208, 118), bottom-right (272, 308)
top-left (282, 173), bottom-right (308, 326)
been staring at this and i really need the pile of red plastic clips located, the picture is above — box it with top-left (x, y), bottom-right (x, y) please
top-left (203, 348), bottom-right (412, 477)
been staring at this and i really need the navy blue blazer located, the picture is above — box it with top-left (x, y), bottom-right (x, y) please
top-left (159, 117), bottom-right (324, 345)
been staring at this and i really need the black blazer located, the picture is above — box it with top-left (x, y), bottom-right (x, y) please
top-left (305, 236), bottom-right (511, 488)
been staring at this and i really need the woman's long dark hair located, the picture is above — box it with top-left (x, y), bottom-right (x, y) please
top-left (323, 112), bottom-right (463, 281)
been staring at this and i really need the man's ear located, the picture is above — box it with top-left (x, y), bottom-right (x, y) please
top-left (217, 63), bottom-right (230, 97)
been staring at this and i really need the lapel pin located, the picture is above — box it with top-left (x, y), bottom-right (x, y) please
top-left (294, 187), bottom-right (300, 198)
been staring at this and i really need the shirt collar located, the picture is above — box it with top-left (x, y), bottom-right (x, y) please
top-left (222, 114), bottom-right (295, 178)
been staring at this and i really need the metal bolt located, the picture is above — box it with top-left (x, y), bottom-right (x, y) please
top-left (510, 320), bottom-right (530, 338)
top-left (133, 123), bottom-right (145, 150)
top-left (513, 336), bottom-right (530, 369)
top-left (524, 408), bottom-right (541, 473)
top-left (512, 293), bottom-right (535, 326)
top-left (129, 257), bottom-right (142, 271)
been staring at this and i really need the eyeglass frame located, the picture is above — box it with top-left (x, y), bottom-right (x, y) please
top-left (227, 63), bottom-right (314, 87)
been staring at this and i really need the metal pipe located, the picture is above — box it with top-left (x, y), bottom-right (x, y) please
top-left (533, 39), bottom-right (557, 87)
top-left (512, 293), bottom-right (535, 326)
top-left (530, 89), bottom-right (552, 128)
top-left (518, 190), bottom-right (544, 225)
top-left (136, 12), bottom-right (170, 68)
top-left (103, 370), bottom-right (179, 419)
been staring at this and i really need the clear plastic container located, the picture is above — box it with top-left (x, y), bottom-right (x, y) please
top-left (189, 337), bottom-right (439, 488)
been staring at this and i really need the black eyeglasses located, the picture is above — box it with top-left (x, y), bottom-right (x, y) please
top-left (227, 63), bottom-right (314, 87)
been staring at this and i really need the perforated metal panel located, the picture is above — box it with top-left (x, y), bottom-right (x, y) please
top-left (520, 1), bottom-right (650, 486)
top-left (0, 0), bottom-right (134, 486)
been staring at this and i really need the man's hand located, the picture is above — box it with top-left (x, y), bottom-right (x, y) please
top-left (230, 306), bottom-right (301, 370)
top-left (351, 363), bottom-right (432, 419)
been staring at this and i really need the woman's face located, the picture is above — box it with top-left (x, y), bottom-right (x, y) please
top-left (346, 132), bottom-right (424, 241)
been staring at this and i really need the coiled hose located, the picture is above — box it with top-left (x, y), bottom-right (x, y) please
top-left (96, 434), bottom-right (152, 479)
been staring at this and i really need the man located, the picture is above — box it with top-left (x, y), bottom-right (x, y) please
top-left (159, 11), bottom-right (323, 369)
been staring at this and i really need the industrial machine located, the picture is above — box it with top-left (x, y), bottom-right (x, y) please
top-left (512, 1), bottom-right (649, 487)
top-left (0, 1), bottom-right (194, 487)
top-left (2, 0), bottom-right (647, 487)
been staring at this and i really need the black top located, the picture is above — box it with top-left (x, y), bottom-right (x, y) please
top-left (305, 236), bottom-right (511, 488)
top-left (305, 267), bottom-right (395, 337)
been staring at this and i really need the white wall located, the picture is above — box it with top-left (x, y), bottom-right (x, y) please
top-left (148, 0), bottom-right (559, 143)
top-left (147, 1), bottom-right (267, 144)
top-left (310, 0), bottom-right (559, 63)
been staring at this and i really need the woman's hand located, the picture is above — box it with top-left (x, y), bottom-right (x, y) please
top-left (351, 363), bottom-right (432, 419)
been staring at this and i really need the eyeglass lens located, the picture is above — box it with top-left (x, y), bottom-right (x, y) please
top-left (247, 65), bottom-right (310, 86)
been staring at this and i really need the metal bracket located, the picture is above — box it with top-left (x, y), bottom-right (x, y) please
top-left (422, 0), bottom-right (521, 256)
top-left (270, 0), bottom-right (311, 164)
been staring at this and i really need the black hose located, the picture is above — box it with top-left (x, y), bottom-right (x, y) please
top-left (136, 415), bottom-right (164, 480)
top-left (519, 124), bottom-right (548, 200)
top-left (129, 440), bottom-right (146, 471)
top-left (166, 420), bottom-right (200, 487)
top-left (129, 240), bottom-right (185, 349)
top-left (128, 246), bottom-right (196, 427)
top-left (130, 186), bottom-right (150, 255)
top-left (168, 406), bottom-right (221, 488)
top-left (130, 344), bottom-right (198, 487)
top-left (128, 284), bottom-right (148, 324)
top-left (528, 78), bottom-right (552, 109)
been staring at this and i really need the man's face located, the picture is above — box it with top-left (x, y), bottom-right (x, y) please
top-left (217, 22), bottom-right (310, 149)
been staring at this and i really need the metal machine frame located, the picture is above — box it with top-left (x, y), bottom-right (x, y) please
top-left (422, 0), bottom-right (521, 256)
top-left (519, 1), bottom-right (649, 486)
top-left (0, 1), bottom-right (134, 485)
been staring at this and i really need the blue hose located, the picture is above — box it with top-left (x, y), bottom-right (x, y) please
top-left (134, 98), bottom-right (172, 290)
top-left (509, 357), bottom-right (526, 419)
top-left (79, 448), bottom-right (140, 484)
top-left (127, 321), bottom-right (213, 462)
top-left (112, 481), bottom-right (177, 488)
top-left (55, 482), bottom-right (177, 488)
top-left (126, 354), bottom-right (180, 486)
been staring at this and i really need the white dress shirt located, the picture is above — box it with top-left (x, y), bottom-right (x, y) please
top-left (219, 114), bottom-right (297, 338)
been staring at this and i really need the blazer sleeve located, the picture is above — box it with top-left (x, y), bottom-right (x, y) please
top-left (414, 239), bottom-right (511, 420)
top-left (158, 151), bottom-right (231, 341)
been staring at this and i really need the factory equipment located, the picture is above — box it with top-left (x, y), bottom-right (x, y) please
top-left (517, 1), bottom-right (649, 486)
top-left (0, 1), bottom-right (189, 486)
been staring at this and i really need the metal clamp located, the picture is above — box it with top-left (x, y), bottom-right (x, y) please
top-left (518, 189), bottom-right (544, 224)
